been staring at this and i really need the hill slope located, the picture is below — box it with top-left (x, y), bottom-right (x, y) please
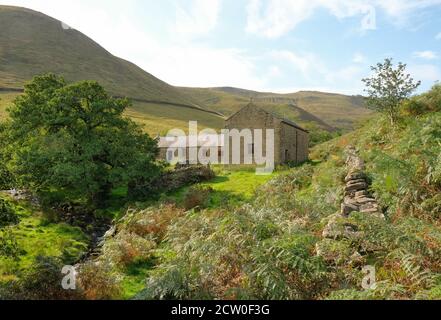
top-left (1, 5), bottom-right (371, 135)
top-left (0, 6), bottom-right (225, 134)
top-left (180, 87), bottom-right (374, 131)
top-left (0, 6), bottom-right (198, 107)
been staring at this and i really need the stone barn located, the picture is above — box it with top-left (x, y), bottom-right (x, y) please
top-left (225, 103), bottom-right (309, 165)
top-left (158, 103), bottom-right (309, 165)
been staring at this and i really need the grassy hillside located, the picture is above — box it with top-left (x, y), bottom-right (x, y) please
top-left (0, 6), bottom-right (229, 135)
top-left (126, 101), bottom-right (224, 135)
top-left (0, 6), bottom-right (207, 109)
top-left (1, 85), bottom-right (440, 300)
top-left (180, 87), bottom-right (374, 131)
top-left (1, 5), bottom-right (372, 136)
top-left (77, 86), bottom-right (440, 300)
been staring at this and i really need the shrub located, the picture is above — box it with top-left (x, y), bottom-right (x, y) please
top-left (0, 227), bottom-right (21, 259)
top-left (97, 204), bottom-right (185, 270)
top-left (422, 83), bottom-right (441, 112)
top-left (401, 97), bottom-right (429, 116)
top-left (0, 123), bottom-right (16, 190)
top-left (102, 230), bottom-right (156, 267)
top-left (0, 166), bottom-right (15, 191)
top-left (2, 256), bottom-right (83, 300)
top-left (129, 165), bottom-right (215, 200)
top-left (122, 204), bottom-right (185, 242)
top-left (401, 84), bottom-right (441, 116)
top-left (0, 199), bottom-right (19, 227)
top-left (77, 260), bottom-right (122, 300)
top-left (183, 186), bottom-right (213, 210)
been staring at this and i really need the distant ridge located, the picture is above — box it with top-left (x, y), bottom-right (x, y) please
top-left (0, 5), bottom-right (203, 109)
top-left (180, 87), bottom-right (373, 131)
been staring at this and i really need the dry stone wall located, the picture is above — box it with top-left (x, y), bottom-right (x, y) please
top-left (316, 146), bottom-right (384, 265)
top-left (341, 146), bottom-right (383, 218)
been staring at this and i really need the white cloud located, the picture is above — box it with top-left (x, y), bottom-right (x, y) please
top-left (268, 66), bottom-right (282, 78)
top-left (377, 0), bottom-right (441, 20)
top-left (144, 46), bottom-right (265, 89)
top-left (353, 52), bottom-right (366, 63)
top-left (408, 64), bottom-right (441, 84)
top-left (246, 0), bottom-right (441, 38)
top-left (174, 0), bottom-right (222, 38)
top-left (413, 51), bottom-right (438, 60)
top-left (269, 50), bottom-right (325, 80)
top-left (246, 0), bottom-right (317, 38)
top-left (268, 49), bottom-right (368, 94)
top-left (325, 65), bottom-right (364, 83)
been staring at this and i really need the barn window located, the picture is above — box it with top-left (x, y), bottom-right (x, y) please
top-left (167, 150), bottom-right (174, 162)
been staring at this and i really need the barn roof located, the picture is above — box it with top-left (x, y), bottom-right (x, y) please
top-left (226, 103), bottom-right (309, 133)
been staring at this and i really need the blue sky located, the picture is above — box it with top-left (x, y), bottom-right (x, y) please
top-left (2, 0), bottom-right (441, 94)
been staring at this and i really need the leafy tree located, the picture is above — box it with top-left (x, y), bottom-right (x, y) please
top-left (7, 74), bottom-right (161, 205)
top-left (0, 123), bottom-right (16, 190)
top-left (362, 58), bottom-right (421, 125)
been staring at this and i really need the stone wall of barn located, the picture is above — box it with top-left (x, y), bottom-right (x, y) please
top-left (279, 122), bottom-right (309, 164)
top-left (225, 105), bottom-right (281, 165)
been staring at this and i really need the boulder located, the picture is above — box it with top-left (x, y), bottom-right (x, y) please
top-left (344, 196), bottom-right (358, 205)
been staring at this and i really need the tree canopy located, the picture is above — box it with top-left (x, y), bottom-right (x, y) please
top-left (362, 58), bottom-right (421, 125)
top-left (6, 74), bottom-right (161, 205)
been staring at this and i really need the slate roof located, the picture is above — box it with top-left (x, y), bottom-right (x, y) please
top-left (226, 103), bottom-right (309, 133)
